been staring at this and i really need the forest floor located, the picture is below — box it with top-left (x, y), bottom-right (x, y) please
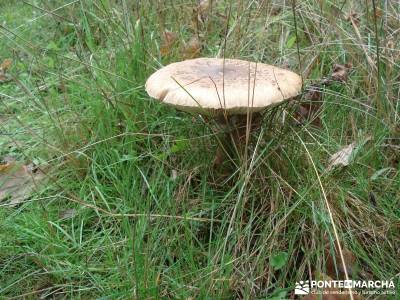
top-left (0, 1), bottom-right (399, 299)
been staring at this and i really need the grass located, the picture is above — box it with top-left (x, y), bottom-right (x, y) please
top-left (0, 0), bottom-right (399, 299)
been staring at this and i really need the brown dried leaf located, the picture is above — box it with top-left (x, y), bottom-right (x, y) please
top-left (191, 0), bottom-right (210, 31)
top-left (197, 0), bottom-right (209, 20)
top-left (183, 36), bottom-right (202, 59)
top-left (374, 7), bottom-right (383, 18)
top-left (59, 208), bottom-right (77, 220)
top-left (0, 58), bottom-right (12, 71)
top-left (0, 164), bottom-right (10, 172)
top-left (327, 142), bottom-right (356, 170)
top-left (387, 39), bottom-right (394, 48)
top-left (0, 58), bottom-right (12, 83)
top-left (295, 104), bottom-right (322, 127)
top-left (295, 85), bottom-right (323, 127)
top-left (0, 162), bottom-right (45, 206)
top-left (171, 169), bottom-right (178, 181)
top-left (325, 247), bottom-right (357, 279)
top-left (304, 86), bottom-right (323, 102)
top-left (345, 11), bottom-right (360, 26)
top-left (331, 63), bottom-right (352, 82)
top-left (213, 146), bottom-right (225, 168)
top-left (160, 30), bottom-right (178, 57)
top-left (0, 71), bottom-right (9, 83)
top-left (197, 0), bottom-right (210, 14)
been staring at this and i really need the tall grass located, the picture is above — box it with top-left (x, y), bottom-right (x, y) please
top-left (0, 0), bottom-right (399, 298)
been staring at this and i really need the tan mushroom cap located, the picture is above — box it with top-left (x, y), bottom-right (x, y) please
top-left (145, 58), bottom-right (302, 115)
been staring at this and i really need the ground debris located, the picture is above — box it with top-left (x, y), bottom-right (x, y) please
top-left (183, 36), bottom-right (202, 59)
top-left (0, 58), bottom-right (12, 83)
top-left (160, 30), bottom-right (178, 57)
top-left (295, 62), bottom-right (352, 126)
top-left (59, 208), bottom-right (77, 220)
top-left (0, 161), bottom-right (45, 206)
top-left (331, 63), bottom-right (352, 82)
top-left (327, 142), bottom-right (356, 170)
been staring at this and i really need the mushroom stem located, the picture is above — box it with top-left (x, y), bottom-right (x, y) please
top-left (213, 112), bottom-right (263, 167)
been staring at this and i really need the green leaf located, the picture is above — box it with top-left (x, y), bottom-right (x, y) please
top-left (169, 139), bottom-right (189, 154)
top-left (371, 167), bottom-right (393, 180)
top-left (286, 35), bottom-right (296, 48)
top-left (270, 251), bottom-right (288, 270)
top-left (46, 41), bottom-right (59, 51)
top-left (155, 139), bottom-right (189, 160)
top-left (260, 288), bottom-right (289, 300)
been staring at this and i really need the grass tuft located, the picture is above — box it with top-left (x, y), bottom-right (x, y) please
top-left (0, 0), bottom-right (399, 298)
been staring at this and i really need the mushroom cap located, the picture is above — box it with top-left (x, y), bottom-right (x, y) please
top-left (145, 58), bottom-right (302, 115)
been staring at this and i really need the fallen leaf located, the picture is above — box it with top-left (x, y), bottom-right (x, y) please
top-left (326, 247), bottom-right (357, 279)
top-left (374, 7), bottom-right (383, 18)
top-left (0, 162), bottom-right (45, 206)
top-left (0, 58), bottom-right (12, 70)
top-left (0, 164), bottom-right (10, 172)
top-left (198, 0), bottom-right (209, 12)
top-left (321, 235), bottom-right (359, 280)
top-left (59, 208), bottom-right (77, 220)
top-left (296, 85), bottom-right (323, 127)
top-left (270, 251), bottom-right (288, 270)
top-left (345, 11), bottom-right (360, 26)
top-left (331, 63), bottom-right (352, 82)
top-left (183, 36), bottom-right (202, 59)
top-left (386, 39), bottom-right (394, 50)
top-left (213, 146), bottom-right (225, 167)
top-left (191, 0), bottom-right (210, 32)
top-left (0, 58), bottom-right (12, 83)
top-left (171, 169), bottom-right (178, 180)
top-left (160, 30), bottom-right (178, 57)
top-left (304, 86), bottom-right (323, 102)
top-left (370, 167), bottom-right (394, 180)
top-left (197, 0), bottom-right (209, 20)
top-left (327, 142), bottom-right (356, 170)
top-left (0, 72), bottom-right (9, 83)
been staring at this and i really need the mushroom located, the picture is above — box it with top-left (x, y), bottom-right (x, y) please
top-left (145, 58), bottom-right (302, 164)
